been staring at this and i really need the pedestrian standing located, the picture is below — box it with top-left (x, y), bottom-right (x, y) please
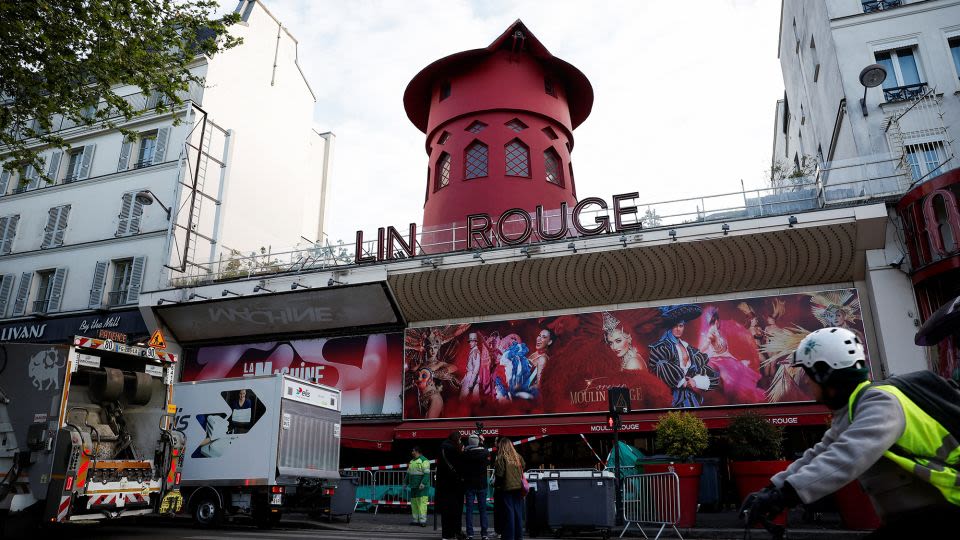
top-left (462, 434), bottom-right (490, 540)
top-left (494, 437), bottom-right (526, 540)
top-left (407, 447), bottom-right (431, 527)
top-left (437, 431), bottom-right (465, 540)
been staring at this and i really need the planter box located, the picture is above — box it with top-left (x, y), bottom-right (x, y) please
top-left (835, 480), bottom-right (881, 530)
top-left (730, 460), bottom-right (791, 527)
top-left (643, 462), bottom-right (702, 528)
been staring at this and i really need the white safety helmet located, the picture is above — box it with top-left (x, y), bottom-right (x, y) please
top-left (792, 327), bottom-right (866, 384)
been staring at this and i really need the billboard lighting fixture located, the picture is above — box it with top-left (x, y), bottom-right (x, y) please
top-left (788, 215), bottom-right (798, 227)
top-left (721, 224), bottom-right (730, 235)
top-left (327, 278), bottom-right (344, 287)
top-left (221, 289), bottom-right (240, 297)
top-left (253, 285), bottom-right (274, 293)
top-left (473, 252), bottom-right (485, 263)
top-left (188, 293), bottom-right (209, 300)
top-left (291, 282), bottom-right (309, 290)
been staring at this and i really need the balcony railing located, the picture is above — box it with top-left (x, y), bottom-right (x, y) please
top-left (884, 82), bottom-right (928, 103)
top-left (107, 290), bottom-right (129, 306)
top-left (862, 0), bottom-right (902, 13)
top-left (32, 299), bottom-right (50, 314)
top-left (168, 159), bottom-right (934, 288)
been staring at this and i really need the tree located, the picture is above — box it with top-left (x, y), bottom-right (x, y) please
top-left (769, 154), bottom-right (818, 191)
top-left (0, 0), bottom-right (240, 181)
top-left (640, 207), bottom-right (662, 228)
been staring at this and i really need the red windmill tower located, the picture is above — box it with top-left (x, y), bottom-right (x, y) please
top-left (404, 20), bottom-right (594, 252)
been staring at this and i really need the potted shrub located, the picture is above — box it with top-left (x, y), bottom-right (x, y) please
top-left (646, 411), bottom-right (709, 528)
top-left (725, 412), bottom-right (791, 526)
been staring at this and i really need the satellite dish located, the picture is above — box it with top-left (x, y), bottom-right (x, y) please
top-left (859, 64), bottom-right (887, 88)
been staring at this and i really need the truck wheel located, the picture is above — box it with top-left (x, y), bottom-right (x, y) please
top-left (193, 496), bottom-right (221, 527)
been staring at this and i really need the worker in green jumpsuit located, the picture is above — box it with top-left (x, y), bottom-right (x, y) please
top-left (407, 447), bottom-right (431, 526)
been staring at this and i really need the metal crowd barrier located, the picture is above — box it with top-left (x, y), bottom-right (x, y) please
top-left (620, 472), bottom-right (683, 539)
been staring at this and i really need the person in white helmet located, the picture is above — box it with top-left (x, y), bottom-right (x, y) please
top-left (739, 326), bottom-right (960, 538)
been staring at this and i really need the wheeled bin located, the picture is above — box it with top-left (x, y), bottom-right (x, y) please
top-left (526, 469), bottom-right (616, 539)
top-left (327, 476), bottom-right (357, 522)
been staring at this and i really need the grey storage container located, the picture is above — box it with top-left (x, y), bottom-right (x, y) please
top-left (526, 470), bottom-right (616, 539)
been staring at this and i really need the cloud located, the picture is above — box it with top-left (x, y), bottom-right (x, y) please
top-left (227, 0), bottom-right (784, 242)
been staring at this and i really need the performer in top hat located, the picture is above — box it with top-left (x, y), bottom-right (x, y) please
top-left (648, 304), bottom-right (720, 407)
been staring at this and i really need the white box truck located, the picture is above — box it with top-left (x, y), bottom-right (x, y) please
top-left (173, 374), bottom-right (342, 527)
top-left (0, 338), bottom-right (185, 535)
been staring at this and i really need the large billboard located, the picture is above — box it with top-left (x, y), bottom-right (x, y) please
top-left (403, 289), bottom-right (868, 420)
top-left (181, 333), bottom-right (403, 416)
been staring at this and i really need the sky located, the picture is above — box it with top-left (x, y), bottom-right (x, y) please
top-left (222, 0), bottom-right (786, 244)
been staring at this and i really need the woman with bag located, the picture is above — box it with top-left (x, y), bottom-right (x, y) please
top-left (494, 437), bottom-right (526, 540)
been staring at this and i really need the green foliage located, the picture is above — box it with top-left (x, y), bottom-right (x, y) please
top-left (654, 411), bottom-right (709, 461)
top-left (769, 154), bottom-right (818, 191)
top-left (0, 0), bottom-right (241, 179)
top-left (725, 412), bottom-right (784, 461)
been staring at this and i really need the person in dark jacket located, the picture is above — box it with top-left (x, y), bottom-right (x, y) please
top-left (462, 434), bottom-right (490, 540)
top-left (437, 431), bottom-right (465, 540)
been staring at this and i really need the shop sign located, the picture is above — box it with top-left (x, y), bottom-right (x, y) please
top-left (403, 288), bottom-right (869, 420)
top-left (0, 310), bottom-right (148, 344)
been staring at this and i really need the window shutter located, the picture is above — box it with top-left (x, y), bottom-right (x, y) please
top-left (53, 205), bottom-right (70, 246)
top-left (46, 150), bottom-right (63, 182)
top-left (129, 196), bottom-right (145, 234)
top-left (0, 274), bottom-right (14, 316)
top-left (1, 168), bottom-right (11, 195)
top-left (117, 193), bottom-right (133, 236)
top-left (25, 164), bottom-right (40, 190)
top-left (47, 268), bottom-right (67, 313)
top-left (126, 256), bottom-right (146, 304)
top-left (42, 207), bottom-right (58, 248)
top-left (1, 215), bottom-right (19, 254)
top-left (153, 127), bottom-right (171, 163)
top-left (12, 272), bottom-right (33, 316)
top-left (88, 261), bottom-right (108, 309)
top-left (118, 138), bottom-right (133, 171)
top-left (78, 144), bottom-right (95, 179)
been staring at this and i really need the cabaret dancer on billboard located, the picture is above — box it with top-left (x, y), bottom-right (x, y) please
top-left (698, 307), bottom-right (765, 404)
top-left (527, 328), bottom-right (554, 392)
top-left (461, 333), bottom-right (494, 399)
top-left (404, 325), bottom-right (469, 418)
top-left (602, 311), bottom-right (646, 371)
top-left (648, 305), bottom-right (720, 407)
top-left (494, 340), bottom-right (537, 401)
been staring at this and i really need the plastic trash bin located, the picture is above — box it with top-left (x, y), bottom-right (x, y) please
top-left (526, 469), bottom-right (615, 539)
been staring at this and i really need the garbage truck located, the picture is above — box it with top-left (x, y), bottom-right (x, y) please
top-left (173, 374), bottom-right (342, 527)
top-left (0, 338), bottom-right (185, 533)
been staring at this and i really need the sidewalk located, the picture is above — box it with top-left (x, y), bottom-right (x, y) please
top-left (283, 507), bottom-right (872, 539)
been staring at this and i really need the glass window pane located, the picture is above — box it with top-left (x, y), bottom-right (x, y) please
top-left (896, 49), bottom-right (920, 85)
top-left (875, 53), bottom-right (896, 89)
top-left (951, 39), bottom-right (960, 75)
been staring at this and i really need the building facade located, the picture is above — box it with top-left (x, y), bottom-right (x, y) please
top-left (0, 0), bottom-right (332, 345)
top-left (136, 20), bottom-right (939, 474)
top-left (774, 0), bottom-right (960, 379)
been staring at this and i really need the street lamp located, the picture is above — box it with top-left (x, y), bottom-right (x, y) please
top-left (135, 190), bottom-right (171, 219)
top-left (858, 63), bottom-right (887, 117)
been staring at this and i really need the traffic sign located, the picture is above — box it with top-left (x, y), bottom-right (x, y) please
top-left (148, 329), bottom-right (167, 350)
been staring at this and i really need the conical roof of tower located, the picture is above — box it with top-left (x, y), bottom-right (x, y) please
top-left (403, 19), bottom-right (594, 133)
